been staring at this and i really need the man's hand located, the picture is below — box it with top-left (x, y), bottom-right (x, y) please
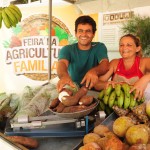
top-left (80, 59), bottom-right (109, 89)
top-left (80, 70), bottom-right (98, 89)
top-left (57, 76), bottom-right (75, 92)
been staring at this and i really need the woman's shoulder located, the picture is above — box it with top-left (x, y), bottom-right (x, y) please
top-left (139, 57), bottom-right (150, 64)
top-left (110, 58), bottom-right (120, 64)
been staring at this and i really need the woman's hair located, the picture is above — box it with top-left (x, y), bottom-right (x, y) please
top-left (120, 34), bottom-right (143, 57)
top-left (75, 15), bottom-right (97, 33)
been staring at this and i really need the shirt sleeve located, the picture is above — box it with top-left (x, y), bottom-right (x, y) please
top-left (58, 45), bottom-right (71, 61)
top-left (97, 42), bottom-right (109, 63)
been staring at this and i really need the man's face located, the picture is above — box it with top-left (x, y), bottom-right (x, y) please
top-left (75, 23), bottom-right (95, 49)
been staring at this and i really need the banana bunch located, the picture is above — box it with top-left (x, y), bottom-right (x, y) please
top-left (0, 4), bottom-right (22, 29)
top-left (98, 83), bottom-right (145, 115)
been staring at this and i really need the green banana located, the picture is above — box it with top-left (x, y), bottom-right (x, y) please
top-left (138, 97), bottom-right (145, 104)
top-left (7, 7), bottom-right (21, 22)
top-left (121, 83), bottom-right (130, 98)
top-left (129, 93), bottom-right (136, 108)
top-left (98, 90), bottom-right (104, 100)
top-left (123, 94), bottom-right (131, 109)
top-left (113, 100), bottom-right (118, 106)
top-left (2, 9), bottom-right (11, 28)
top-left (104, 84), bottom-right (113, 96)
top-left (104, 105), bottom-right (113, 116)
top-left (8, 17), bottom-right (16, 27)
top-left (99, 100), bottom-right (105, 111)
top-left (103, 94), bottom-right (110, 105)
top-left (117, 89), bottom-right (124, 108)
top-left (115, 84), bottom-right (121, 97)
top-left (108, 90), bottom-right (116, 108)
top-left (4, 7), bottom-right (18, 25)
top-left (9, 4), bottom-right (22, 18)
top-left (0, 8), bottom-right (2, 28)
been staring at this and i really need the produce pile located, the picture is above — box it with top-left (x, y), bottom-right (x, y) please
top-left (0, 4), bottom-right (22, 28)
top-left (79, 116), bottom-right (150, 150)
top-left (78, 83), bottom-right (150, 150)
top-left (98, 83), bottom-right (145, 116)
top-left (49, 86), bottom-right (97, 114)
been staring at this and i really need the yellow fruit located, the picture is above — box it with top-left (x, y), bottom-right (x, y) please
top-left (146, 101), bottom-right (150, 117)
top-left (125, 124), bottom-right (149, 145)
top-left (83, 133), bottom-right (100, 145)
top-left (113, 116), bottom-right (134, 137)
top-left (93, 124), bottom-right (110, 137)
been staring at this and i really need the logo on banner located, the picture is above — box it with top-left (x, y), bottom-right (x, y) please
top-left (3, 14), bottom-right (77, 81)
top-left (103, 11), bottom-right (134, 25)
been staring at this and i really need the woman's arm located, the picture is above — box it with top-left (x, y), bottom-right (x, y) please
top-left (94, 59), bottom-right (118, 91)
top-left (130, 58), bottom-right (150, 100)
top-left (130, 74), bottom-right (150, 100)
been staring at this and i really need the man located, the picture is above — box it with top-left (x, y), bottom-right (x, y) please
top-left (57, 15), bottom-right (109, 92)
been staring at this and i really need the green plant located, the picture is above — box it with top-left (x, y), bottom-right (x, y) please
top-left (121, 15), bottom-right (150, 57)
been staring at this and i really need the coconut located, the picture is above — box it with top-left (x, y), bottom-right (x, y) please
top-left (113, 116), bottom-right (134, 137)
top-left (125, 125), bottom-right (149, 145)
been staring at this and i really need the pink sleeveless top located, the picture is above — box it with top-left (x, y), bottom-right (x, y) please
top-left (112, 56), bottom-right (143, 85)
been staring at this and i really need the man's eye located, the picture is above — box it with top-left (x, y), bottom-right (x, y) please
top-left (86, 30), bottom-right (92, 33)
top-left (78, 30), bottom-right (83, 33)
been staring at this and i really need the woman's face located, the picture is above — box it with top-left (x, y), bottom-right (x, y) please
top-left (119, 36), bottom-right (140, 58)
top-left (75, 23), bottom-right (95, 49)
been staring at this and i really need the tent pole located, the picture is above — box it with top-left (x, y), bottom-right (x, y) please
top-left (48, 0), bottom-right (52, 82)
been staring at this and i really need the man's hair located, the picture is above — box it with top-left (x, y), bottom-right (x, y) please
top-left (75, 15), bottom-right (97, 33)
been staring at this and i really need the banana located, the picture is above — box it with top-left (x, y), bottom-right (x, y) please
top-left (7, 7), bottom-right (21, 22)
top-left (115, 84), bottom-right (121, 97)
top-left (117, 89), bottom-right (124, 108)
top-left (0, 9), bottom-right (2, 28)
top-left (4, 7), bottom-right (18, 25)
top-left (9, 4), bottom-right (22, 18)
top-left (98, 90), bottom-right (104, 100)
top-left (123, 94), bottom-right (131, 109)
top-left (108, 90), bottom-right (116, 108)
top-left (8, 17), bottom-right (16, 27)
top-left (104, 105), bottom-right (113, 116)
top-left (104, 84), bottom-right (113, 96)
top-left (113, 100), bottom-right (118, 106)
top-left (129, 93), bottom-right (136, 108)
top-left (2, 8), bottom-right (11, 28)
top-left (99, 100), bottom-right (105, 111)
top-left (103, 94), bottom-right (110, 105)
top-left (121, 83), bottom-right (130, 98)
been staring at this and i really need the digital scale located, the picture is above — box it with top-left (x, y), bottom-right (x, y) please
top-left (4, 111), bottom-right (96, 137)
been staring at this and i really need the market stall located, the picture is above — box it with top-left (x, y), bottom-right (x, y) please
top-left (0, 0), bottom-right (150, 150)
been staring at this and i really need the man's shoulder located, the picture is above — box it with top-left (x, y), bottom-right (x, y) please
top-left (61, 43), bottom-right (77, 50)
top-left (91, 42), bottom-right (106, 47)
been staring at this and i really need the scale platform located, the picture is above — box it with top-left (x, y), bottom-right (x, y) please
top-left (4, 111), bottom-right (96, 137)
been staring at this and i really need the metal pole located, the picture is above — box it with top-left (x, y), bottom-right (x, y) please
top-left (48, 0), bottom-right (52, 81)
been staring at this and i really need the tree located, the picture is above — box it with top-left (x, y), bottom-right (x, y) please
top-left (121, 15), bottom-right (150, 57)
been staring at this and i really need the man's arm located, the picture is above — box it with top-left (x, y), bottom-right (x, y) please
top-left (56, 59), bottom-right (75, 92)
top-left (89, 59), bottom-right (109, 76)
top-left (57, 59), bottom-right (69, 79)
top-left (81, 59), bottom-right (109, 89)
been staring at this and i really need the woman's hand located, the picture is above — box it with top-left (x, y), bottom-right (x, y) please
top-left (130, 75), bottom-right (150, 100)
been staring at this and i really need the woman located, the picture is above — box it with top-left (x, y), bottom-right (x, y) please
top-left (94, 34), bottom-right (150, 100)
